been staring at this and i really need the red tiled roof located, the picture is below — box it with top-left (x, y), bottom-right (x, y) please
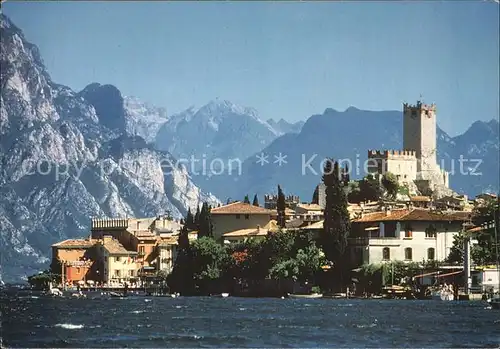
top-left (353, 209), bottom-right (471, 223)
top-left (52, 239), bottom-right (95, 248)
top-left (102, 238), bottom-right (136, 255)
top-left (211, 201), bottom-right (273, 215)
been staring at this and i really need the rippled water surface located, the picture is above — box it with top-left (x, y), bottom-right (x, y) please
top-left (2, 291), bottom-right (499, 348)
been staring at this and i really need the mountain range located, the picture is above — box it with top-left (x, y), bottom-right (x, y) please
top-left (0, 15), bottom-right (218, 283)
top-left (1, 14), bottom-right (498, 282)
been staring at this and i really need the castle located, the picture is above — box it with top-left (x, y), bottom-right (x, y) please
top-left (367, 101), bottom-right (449, 191)
top-left (318, 101), bottom-right (452, 207)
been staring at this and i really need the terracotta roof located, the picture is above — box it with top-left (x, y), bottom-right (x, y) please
top-left (223, 228), bottom-right (269, 237)
top-left (409, 196), bottom-right (431, 202)
top-left (52, 239), bottom-right (95, 248)
top-left (158, 237), bottom-right (178, 246)
top-left (102, 238), bottom-right (136, 255)
top-left (353, 209), bottom-right (471, 223)
top-left (211, 201), bottom-right (273, 215)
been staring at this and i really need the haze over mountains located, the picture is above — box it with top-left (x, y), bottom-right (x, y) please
top-left (0, 13), bottom-right (498, 282)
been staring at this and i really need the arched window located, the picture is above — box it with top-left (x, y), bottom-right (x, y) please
top-left (405, 247), bottom-right (413, 261)
top-left (427, 248), bottom-right (435, 260)
top-left (382, 247), bottom-right (390, 261)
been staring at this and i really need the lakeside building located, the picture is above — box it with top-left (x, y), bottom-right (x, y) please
top-left (96, 236), bottom-right (138, 285)
top-left (51, 239), bottom-right (96, 285)
top-left (211, 202), bottom-right (274, 241)
top-left (348, 208), bottom-right (471, 266)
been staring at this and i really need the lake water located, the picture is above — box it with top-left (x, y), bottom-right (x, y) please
top-left (2, 291), bottom-right (499, 348)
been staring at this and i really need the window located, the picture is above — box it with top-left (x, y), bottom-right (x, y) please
top-left (425, 225), bottom-right (437, 238)
top-left (114, 269), bottom-right (121, 277)
top-left (116, 256), bottom-right (121, 262)
top-left (244, 214), bottom-right (249, 220)
top-left (427, 248), bottom-right (435, 260)
top-left (76, 267), bottom-right (81, 274)
top-left (236, 214), bottom-right (241, 219)
top-left (139, 246), bottom-right (145, 254)
top-left (129, 270), bottom-right (134, 277)
top-left (382, 247), bottom-right (390, 261)
top-left (405, 248), bottom-right (413, 260)
top-left (404, 223), bottom-right (413, 238)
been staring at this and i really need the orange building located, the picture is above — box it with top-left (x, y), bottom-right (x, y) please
top-left (51, 239), bottom-right (97, 285)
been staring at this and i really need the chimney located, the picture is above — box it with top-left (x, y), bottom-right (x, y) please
top-left (385, 205), bottom-right (392, 216)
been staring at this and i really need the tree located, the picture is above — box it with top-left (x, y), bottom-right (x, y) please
top-left (312, 185), bottom-right (319, 205)
top-left (320, 159), bottom-right (351, 275)
top-left (244, 195), bottom-right (250, 204)
top-left (194, 205), bottom-right (201, 229)
top-left (185, 208), bottom-right (194, 230)
top-left (167, 224), bottom-right (195, 294)
top-left (198, 202), bottom-right (213, 238)
top-left (357, 174), bottom-right (383, 202)
top-left (192, 237), bottom-right (231, 288)
top-left (277, 185), bottom-right (286, 228)
top-left (252, 194), bottom-right (259, 207)
top-left (381, 172), bottom-right (399, 199)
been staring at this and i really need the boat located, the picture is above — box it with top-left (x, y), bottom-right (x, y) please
top-left (287, 293), bottom-right (323, 299)
top-left (46, 282), bottom-right (64, 297)
top-left (211, 293), bottom-right (230, 298)
top-left (109, 291), bottom-right (126, 298)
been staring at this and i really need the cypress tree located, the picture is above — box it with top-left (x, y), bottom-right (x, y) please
top-left (312, 185), bottom-right (319, 204)
top-left (244, 195), bottom-right (250, 204)
top-left (185, 208), bottom-right (194, 230)
top-left (168, 224), bottom-right (194, 294)
top-left (194, 205), bottom-right (201, 229)
top-left (277, 185), bottom-right (286, 228)
top-left (321, 159), bottom-right (351, 269)
top-left (252, 194), bottom-right (259, 207)
top-left (198, 202), bottom-right (214, 238)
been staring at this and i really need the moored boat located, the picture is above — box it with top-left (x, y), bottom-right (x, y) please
top-left (288, 293), bottom-right (323, 299)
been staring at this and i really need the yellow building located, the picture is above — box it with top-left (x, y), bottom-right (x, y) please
top-left (97, 236), bottom-right (138, 286)
top-left (211, 202), bottom-right (273, 241)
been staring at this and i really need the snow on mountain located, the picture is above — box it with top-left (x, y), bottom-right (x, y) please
top-left (123, 96), bottom-right (169, 143)
top-left (155, 99), bottom-right (280, 168)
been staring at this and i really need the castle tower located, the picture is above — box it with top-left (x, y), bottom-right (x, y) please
top-left (403, 101), bottom-right (437, 174)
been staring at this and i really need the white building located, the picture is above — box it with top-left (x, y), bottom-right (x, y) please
top-left (156, 238), bottom-right (178, 274)
top-left (348, 208), bottom-right (471, 266)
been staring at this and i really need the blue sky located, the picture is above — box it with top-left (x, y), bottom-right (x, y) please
top-left (3, 1), bottom-right (499, 136)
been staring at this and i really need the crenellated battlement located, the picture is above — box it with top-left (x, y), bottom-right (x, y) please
top-left (264, 194), bottom-right (300, 202)
top-left (403, 100), bottom-right (436, 112)
top-left (91, 218), bottom-right (129, 230)
top-left (368, 149), bottom-right (417, 159)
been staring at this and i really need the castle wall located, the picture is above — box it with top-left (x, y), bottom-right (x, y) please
top-left (366, 150), bottom-right (417, 184)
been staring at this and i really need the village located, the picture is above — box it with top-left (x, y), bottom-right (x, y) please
top-left (36, 101), bottom-right (500, 300)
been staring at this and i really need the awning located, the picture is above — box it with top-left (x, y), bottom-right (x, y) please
top-left (365, 226), bottom-right (379, 231)
top-left (435, 270), bottom-right (463, 278)
top-left (413, 271), bottom-right (440, 279)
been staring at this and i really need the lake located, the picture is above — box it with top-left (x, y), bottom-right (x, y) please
top-left (1, 291), bottom-right (499, 348)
